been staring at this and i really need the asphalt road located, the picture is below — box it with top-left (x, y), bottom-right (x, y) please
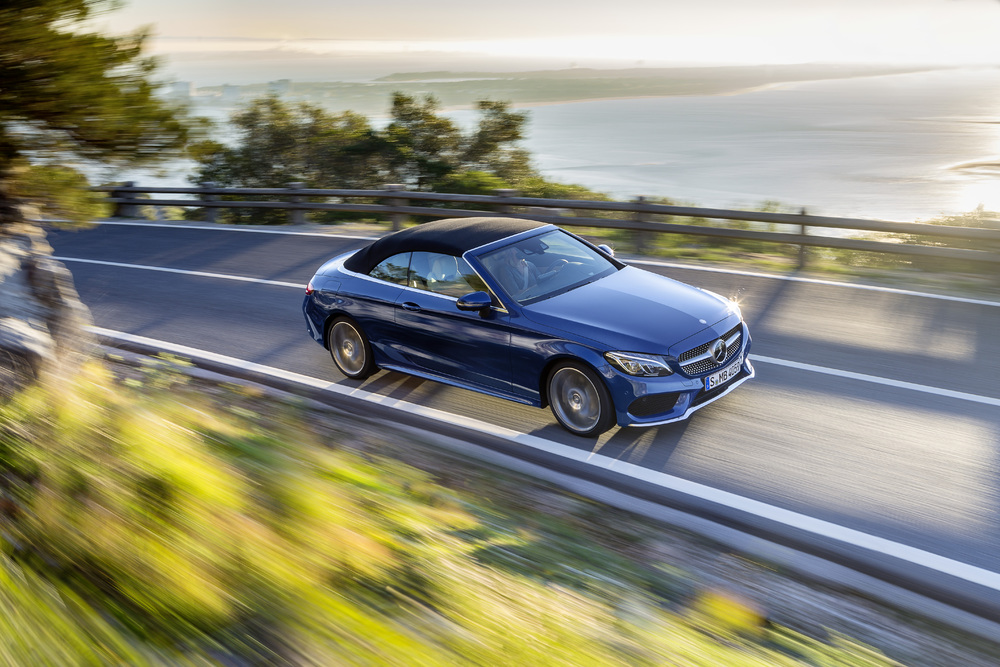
top-left (47, 222), bottom-right (1000, 583)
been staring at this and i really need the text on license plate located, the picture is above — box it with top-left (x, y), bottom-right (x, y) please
top-left (705, 356), bottom-right (742, 391)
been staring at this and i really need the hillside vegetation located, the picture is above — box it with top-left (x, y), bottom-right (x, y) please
top-left (5, 355), bottom-right (995, 665)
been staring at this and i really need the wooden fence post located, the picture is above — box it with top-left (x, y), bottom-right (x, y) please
top-left (383, 184), bottom-right (407, 231)
top-left (634, 195), bottom-right (652, 255)
top-left (288, 182), bottom-right (305, 225)
top-left (113, 181), bottom-right (140, 218)
top-left (798, 207), bottom-right (808, 269)
top-left (200, 182), bottom-right (218, 223)
top-left (493, 189), bottom-right (519, 215)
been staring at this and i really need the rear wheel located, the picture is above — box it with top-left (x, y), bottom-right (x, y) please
top-left (547, 361), bottom-right (615, 437)
top-left (327, 317), bottom-right (376, 380)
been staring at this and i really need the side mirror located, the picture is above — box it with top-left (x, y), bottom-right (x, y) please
top-left (597, 244), bottom-right (615, 257)
top-left (456, 291), bottom-right (493, 314)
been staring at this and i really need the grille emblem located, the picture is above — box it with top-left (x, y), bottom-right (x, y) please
top-left (710, 339), bottom-right (727, 364)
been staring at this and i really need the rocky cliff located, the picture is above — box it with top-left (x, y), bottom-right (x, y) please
top-left (0, 204), bottom-right (94, 399)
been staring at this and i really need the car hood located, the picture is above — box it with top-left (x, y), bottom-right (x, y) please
top-left (521, 266), bottom-right (735, 353)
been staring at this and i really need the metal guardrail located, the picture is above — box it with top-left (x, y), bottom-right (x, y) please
top-left (94, 182), bottom-right (1000, 268)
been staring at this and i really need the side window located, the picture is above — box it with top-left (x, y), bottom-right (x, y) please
top-left (409, 252), bottom-right (491, 298)
top-left (369, 252), bottom-right (410, 285)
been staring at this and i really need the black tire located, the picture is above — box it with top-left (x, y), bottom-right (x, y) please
top-left (546, 361), bottom-right (615, 437)
top-left (326, 316), bottom-right (376, 380)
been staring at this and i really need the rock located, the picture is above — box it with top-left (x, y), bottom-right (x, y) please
top-left (0, 216), bottom-right (95, 398)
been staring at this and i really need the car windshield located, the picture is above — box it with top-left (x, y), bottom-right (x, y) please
top-left (479, 230), bottom-right (618, 305)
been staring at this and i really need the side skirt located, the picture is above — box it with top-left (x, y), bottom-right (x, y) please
top-left (378, 364), bottom-right (539, 408)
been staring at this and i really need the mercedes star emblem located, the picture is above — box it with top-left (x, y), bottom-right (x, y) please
top-left (710, 339), bottom-right (727, 364)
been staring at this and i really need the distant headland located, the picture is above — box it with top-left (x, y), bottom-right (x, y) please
top-left (176, 63), bottom-right (953, 116)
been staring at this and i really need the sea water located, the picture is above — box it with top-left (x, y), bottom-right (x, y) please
top-left (447, 68), bottom-right (1000, 221)
top-left (128, 67), bottom-right (1000, 223)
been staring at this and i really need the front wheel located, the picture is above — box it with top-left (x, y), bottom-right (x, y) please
top-left (547, 361), bottom-right (615, 437)
top-left (327, 317), bottom-right (376, 380)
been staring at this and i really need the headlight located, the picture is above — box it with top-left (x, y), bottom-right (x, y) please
top-left (605, 351), bottom-right (674, 377)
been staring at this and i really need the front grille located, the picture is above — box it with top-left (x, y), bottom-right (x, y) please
top-left (628, 393), bottom-right (680, 418)
top-left (678, 323), bottom-right (743, 376)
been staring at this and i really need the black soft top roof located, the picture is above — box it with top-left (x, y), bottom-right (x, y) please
top-left (343, 217), bottom-right (549, 274)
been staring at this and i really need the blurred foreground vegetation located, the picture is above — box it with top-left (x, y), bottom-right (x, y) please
top-left (1, 0), bottom-right (188, 225)
top-left (0, 356), bottom-right (927, 665)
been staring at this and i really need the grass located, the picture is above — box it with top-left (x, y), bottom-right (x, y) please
top-left (2, 356), bottom-right (994, 665)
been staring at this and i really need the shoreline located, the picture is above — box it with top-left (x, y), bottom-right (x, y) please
top-left (436, 83), bottom-right (791, 112)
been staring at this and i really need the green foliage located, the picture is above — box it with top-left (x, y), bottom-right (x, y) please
top-left (187, 97), bottom-right (386, 224)
top-left (0, 0), bottom-right (188, 171)
top-left (0, 555), bottom-right (160, 665)
top-left (458, 100), bottom-right (535, 184)
top-left (188, 93), bottom-right (580, 224)
top-left (189, 97), bottom-right (370, 224)
top-left (382, 93), bottom-right (463, 189)
top-left (517, 176), bottom-right (613, 201)
top-left (434, 169), bottom-right (510, 195)
top-left (924, 203), bottom-right (998, 229)
top-left (0, 0), bottom-right (188, 224)
top-left (0, 361), bottom-right (916, 665)
top-left (6, 161), bottom-right (110, 225)
top-left (192, 97), bottom-right (383, 191)
top-left (432, 169), bottom-right (511, 212)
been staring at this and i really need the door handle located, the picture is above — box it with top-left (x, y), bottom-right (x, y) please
top-left (400, 302), bottom-right (421, 312)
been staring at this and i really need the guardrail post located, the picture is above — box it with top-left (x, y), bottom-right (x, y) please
top-left (798, 208), bottom-right (808, 269)
top-left (288, 182), bottom-right (305, 225)
top-left (634, 196), bottom-right (652, 255)
top-left (113, 181), bottom-right (140, 218)
top-left (383, 184), bottom-right (407, 231)
top-left (200, 182), bottom-right (219, 223)
top-left (493, 189), bottom-right (519, 215)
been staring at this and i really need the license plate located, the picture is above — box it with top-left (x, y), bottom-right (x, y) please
top-left (704, 356), bottom-right (743, 391)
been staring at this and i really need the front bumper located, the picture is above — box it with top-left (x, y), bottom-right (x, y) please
top-left (612, 358), bottom-right (755, 427)
top-left (606, 333), bottom-right (755, 427)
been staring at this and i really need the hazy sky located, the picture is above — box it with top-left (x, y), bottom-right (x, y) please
top-left (99, 0), bottom-right (1000, 67)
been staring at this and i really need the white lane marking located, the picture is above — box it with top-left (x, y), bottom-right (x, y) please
top-left (85, 220), bottom-right (1000, 307)
top-left (89, 219), bottom-right (378, 241)
top-left (61, 256), bottom-right (1000, 406)
top-left (90, 325), bottom-right (1000, 592)
top-left (54, 256), bottom-right (304, 289)
top-left (751, 355), bottom-right (1000, 407)
top-left (628, 258), bottom-right (1000, 308)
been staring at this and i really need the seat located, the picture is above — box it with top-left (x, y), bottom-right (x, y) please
top-left (429, 255), bottom-right (458, 282)
top-left (428, 255), bottom-right (470, 296)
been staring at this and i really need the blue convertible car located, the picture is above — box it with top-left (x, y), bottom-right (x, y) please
top-left (303, 217), bottom-right (753, 437)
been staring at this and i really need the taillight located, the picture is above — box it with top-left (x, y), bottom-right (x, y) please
top-left (305, 279), bottom-right (315, 295)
